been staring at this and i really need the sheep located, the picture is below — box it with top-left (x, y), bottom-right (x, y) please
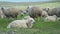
top-left (47, 7), bottom-right (60, 17)
top-left (44, 15), bottom-right (57, 22)
top-left (27, 6), bottom-right (42, 18)
top-left (42, 11), bottom-right (48, 17)
top-left (7, 16), bottom-right (35, 28)
top-left (1, 7), bottom-right (19, 19)
top-left (47, 8), bottom-right (56, 16)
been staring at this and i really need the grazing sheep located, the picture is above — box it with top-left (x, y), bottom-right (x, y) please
top-left (7, 16), bottom-right (35, 28)
top-left (27, 6), bottom-right (42, 18)
top-left (1, 7), bottom-right (19, 19)
top-left (44, 15), bottom-right (57, 22)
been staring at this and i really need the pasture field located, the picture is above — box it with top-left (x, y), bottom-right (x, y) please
top-left (0, 2), bottom-right (60, 34)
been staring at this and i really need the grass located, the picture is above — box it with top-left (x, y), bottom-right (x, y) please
top-left (0, 2), bottom-right (60, 34)
top-left (0, 16), bottom-right (60, 34)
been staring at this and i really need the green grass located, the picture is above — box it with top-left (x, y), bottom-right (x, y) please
top-left (0, 16), bottom-right (60, 34)
top-left (0, 2), bottom-right (60, 34)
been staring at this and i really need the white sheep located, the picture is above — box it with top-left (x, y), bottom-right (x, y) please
top-left (7, 16), bottom-right (35, 28)
top-left (42, 11), bottom-right (48, 17)
top-left (44, 15), bottom-right (57, 22)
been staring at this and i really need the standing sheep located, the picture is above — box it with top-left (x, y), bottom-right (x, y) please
top-left (27, 6), bottom-right (42, 18)
top-left (47, 7), bottom-right (60, 17)
top-left (7, 16), bottom-right (35, 28)
top-left (47, 8), bottom-right (56, 16)
top-left (1, 7), bottom-right (19, 19)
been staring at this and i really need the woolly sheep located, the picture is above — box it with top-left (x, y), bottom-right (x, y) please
top-left (47, 7), bottom-right (60, 17)
top-left (7, 17), bottom-right (35, 28)
top-left (27, 6), bottom-right (42, 18)
top-left (44, 15), bottom-right (57, 22)
top-left (1, 7), bottom-right (19, 19)
top-left (42, 11), bottom-right (48, 17)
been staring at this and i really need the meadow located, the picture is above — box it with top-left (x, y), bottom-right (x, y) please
top-left (0, 2), bottom-right (60, 34)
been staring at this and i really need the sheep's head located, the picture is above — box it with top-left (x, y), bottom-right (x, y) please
top-left (26, 18), bottom-right (35, 28)
top-left (29, 18), bottom-right (35, 23)
top-left (23, 16), bottom-right (35, 23)
top-left (43, 7), bottom-right (49, 12)
top-left (23, 16), bottom-right (35, 28)
top-left (20, 10), bottom-right (27, 16)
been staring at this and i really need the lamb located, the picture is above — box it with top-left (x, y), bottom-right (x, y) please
top-left (44, 15), bottom-right (57, 22)
top-left (7, 16), bottom-right (35, 28)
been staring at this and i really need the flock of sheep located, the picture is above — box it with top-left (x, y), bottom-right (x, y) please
top-left (0, 6), bottom-right (60, 29)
